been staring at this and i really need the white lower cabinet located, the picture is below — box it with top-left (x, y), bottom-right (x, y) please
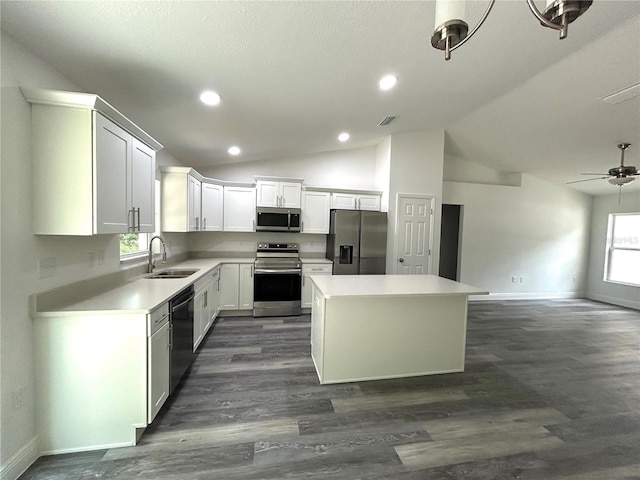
top-left (34, 302), bottom-right (171, 453)
top-left (193, 281), bottom-right (207, 350)
top-left (211, 267), bottom-right (221, 320)
top-left (148, 319), bottom-right (170, 423)
top-left (220, 264), bottom-right (240, 310)
top-left (302, 263), bottom-right (333, 308)
top-left (219, 263), bottom-right (254, 311)
top-left (239, 264), bottom-right (254, 310)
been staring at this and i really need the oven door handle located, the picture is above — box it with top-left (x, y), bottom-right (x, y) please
top-left (254, 268), bottom-right (302, 274)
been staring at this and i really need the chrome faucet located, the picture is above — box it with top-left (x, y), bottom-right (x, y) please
top-left (147, 235), bottom-right (167, 273)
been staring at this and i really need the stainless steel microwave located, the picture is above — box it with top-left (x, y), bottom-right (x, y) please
top-left (256, 207), bottom-right (301, 232)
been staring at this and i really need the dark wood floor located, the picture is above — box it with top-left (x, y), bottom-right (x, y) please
top-left (21, 299), bottom-right (640, 479)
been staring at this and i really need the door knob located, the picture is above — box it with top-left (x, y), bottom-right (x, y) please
top-left (399, 258), bottom-right (404, 263)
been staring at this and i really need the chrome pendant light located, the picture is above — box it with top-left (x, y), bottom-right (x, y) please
top-left (431, 0), bottom-right (593, 61)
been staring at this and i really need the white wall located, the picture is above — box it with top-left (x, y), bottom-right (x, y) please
top-left (0, 33), bottom-right (186, 479)
top-left (586, 190), bottom-right (640, 309)
top-left (443, 175), bottom-right (592, 298)
top-left (387, 129), bottom-right (445, 274)
top-left (199, 146), bottom-right (378, 190)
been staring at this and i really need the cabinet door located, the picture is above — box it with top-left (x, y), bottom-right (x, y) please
top-left (331, 192), bottom-right (356, 210)
top-left (148, 321), bottom-right (170, 423)
top-left (193, 288), bottom-right (205, 350)
top-left (224, 187), bottom-right (256, 232)
top-left (188, 175), bottom-right (201, 231)
top-left (256, 181), bottom-right (279, 207)
top-left (301, 265), bottom-right (332, 308)
top-left (220, 264), bottom-right (240, 310)
top-left (131, 139), bottom-right (156, 233)
top-left (302, 191), bottom-right (330, 234)
top-left (95, 114), bottom-right (130, 233)
top-left (211, 269), bottom-right (221, 320)
top-left (239, 264), bottom-right (254, 310)
top-left (281, 182), bottom-right (302, 208)
top-left (201, 183), bottom-right (223, 231)
top-left (357, 194), bottom-right (381, 211)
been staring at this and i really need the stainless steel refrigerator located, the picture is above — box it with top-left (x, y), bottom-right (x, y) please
top-left (326, 209), bottom-right (387, 275)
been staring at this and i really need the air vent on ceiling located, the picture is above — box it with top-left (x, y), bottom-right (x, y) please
top-left (378, 116), bottom-right (397, 126)
top-left (599, 83), bottom-right (640, 105)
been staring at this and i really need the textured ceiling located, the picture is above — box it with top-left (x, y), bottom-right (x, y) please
top-left (1, 1), bottom-right (639, 196)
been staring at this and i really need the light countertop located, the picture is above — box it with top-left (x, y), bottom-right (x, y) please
top-left (311, 274), bottom-right (488, 299)
top-left (32, 257), bottom-right (255, 317)
top-left (300, 257), bottom-right (333, 264)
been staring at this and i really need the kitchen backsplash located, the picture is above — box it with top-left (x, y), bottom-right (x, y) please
top-left (187, 231), bottom-right (327, 255)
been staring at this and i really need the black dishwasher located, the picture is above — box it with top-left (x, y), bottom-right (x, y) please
top-left (169, 285), bottom-right (195, 393)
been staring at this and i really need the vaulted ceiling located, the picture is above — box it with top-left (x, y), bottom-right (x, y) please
top-left (2, 1), bottom-right (639, 195)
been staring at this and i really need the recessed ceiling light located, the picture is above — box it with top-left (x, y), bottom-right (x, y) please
top-left (200, 90), bottom-right (221, 106)
top-left (228, 146), bottom-right (241, 156)
top-left (338, 132), bottom-right (350, 142)
top-left (379, 74), bottom-right (397, 91)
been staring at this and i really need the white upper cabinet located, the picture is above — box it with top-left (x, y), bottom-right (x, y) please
top-left (161, 169), bottom-right (203, 232)
top-left (188, 175), bottom-right (202, 231)
top-left (24, 88), bottom-right (161, 235)
top-left (255, 178), bottom-right (302, 208)
top-left (224, 186), bottom-right (256, 232)
top-left (301, 190), bottom-right (331, 234)
top-left (330, 192), bottom-right (382, 211)
top-left (201, 182), bottom-right (223, 231)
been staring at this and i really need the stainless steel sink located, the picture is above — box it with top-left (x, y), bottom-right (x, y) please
top-left (146, 269), bottom-right (199, 279)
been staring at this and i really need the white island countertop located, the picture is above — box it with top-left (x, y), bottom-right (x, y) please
top-left (311, 274), bottom-right (488, 299)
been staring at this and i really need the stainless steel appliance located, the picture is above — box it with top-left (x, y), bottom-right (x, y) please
top-left (256, 207), bottom-right (301, 232)
top-left (169, 285), bottom-right (195, 392)
top-left (254, 242), bottom-right (302, 317)
top-left (326, 209), bottom-right (388, 275)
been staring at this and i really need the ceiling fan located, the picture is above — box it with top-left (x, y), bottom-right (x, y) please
top-left (567, 143), bottom-right (638, 186)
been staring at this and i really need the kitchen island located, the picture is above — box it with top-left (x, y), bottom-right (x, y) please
top-left (310, 275), bottom-right (488, 384)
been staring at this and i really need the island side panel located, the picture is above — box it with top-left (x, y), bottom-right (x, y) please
top-left (310, 283), bottom-right (326, 382)
top-left (321, 294), bottom-right (469, 384)
top-left (35, 314), bottom-right (148, 454)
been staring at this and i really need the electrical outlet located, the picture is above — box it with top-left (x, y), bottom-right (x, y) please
top-left (97, 250), bottom-right (105, 265)
top-left (38, 257), bottom-right (56, 279)
top-left (88, 252), bottom-right (96, 268)
top-left (511, 276), bottom-right (517, 283)
top-left (519, 276), bottom-right (525, 284)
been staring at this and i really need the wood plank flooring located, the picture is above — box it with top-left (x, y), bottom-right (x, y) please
top-left (20, 299), bottom-right (640, 479)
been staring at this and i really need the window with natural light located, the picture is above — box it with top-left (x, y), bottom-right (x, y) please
top-left (120, 179), bottom-right (161, 260)
top-left (604, 212), bottom-right (640, 287)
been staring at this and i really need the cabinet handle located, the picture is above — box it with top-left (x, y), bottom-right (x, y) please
top-left (168, 325), bottom-right (173, 349)
top-left (302, 275), bottom-right (305, 286)
top-left (204, 291), bottom-right (208, 309)
top-left (250, 265), bottom-right (253, 278)
top-left (203, 218), bottom-right (207, 230)
top-left (195, 216), bottom-right (200, 230)
top-left (136, 207), bottom-right (141, 231)
top-left (128, 208), bottom-right (135, 232)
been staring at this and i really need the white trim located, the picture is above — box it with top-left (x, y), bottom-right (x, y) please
top-left (39, 441), bottom-right (133, 457)
top-left (586, 293), bottom-right (640, 310)
top-left (0, 436), bottom-right (39, 480)
top-left (469, 292), bottom-right (584, 301)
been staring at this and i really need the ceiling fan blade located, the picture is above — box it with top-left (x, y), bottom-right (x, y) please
top-left (566, 176), bottom-right (609, 184)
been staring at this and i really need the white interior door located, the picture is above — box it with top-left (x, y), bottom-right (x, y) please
top-left (395, 195), bottom-right (434, 274)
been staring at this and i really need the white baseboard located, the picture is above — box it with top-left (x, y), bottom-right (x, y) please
top-left (469, 292), bottom-right (584, 301)
top-left (0, 436), bottom-right (39, 480)
top-left (586, 293), bottom-right (640, 310)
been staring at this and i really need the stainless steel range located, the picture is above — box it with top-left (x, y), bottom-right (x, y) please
top-left (253, 242), bottom-right (302, 317)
